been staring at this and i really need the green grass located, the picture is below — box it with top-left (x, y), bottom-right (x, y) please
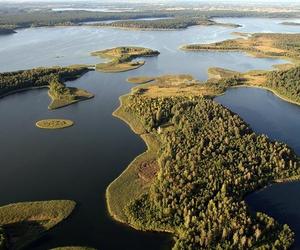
top-left (48, 84), bottom-right (94, 110)
top-left (36, 119), bottom-right (74, 129)
top-left (0, 200), bottom-right (76, 249)
top-left (127, 76), bottom-right (155, 84)
top-left (95, 61), bottom-right (145, 73)
top-left (106, 94), bottom-right (161, 224)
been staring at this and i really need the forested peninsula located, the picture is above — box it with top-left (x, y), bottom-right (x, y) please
top-left (0, 66), bottom-right (94, 109)
top-left (107, 75), bottom-right (300, 249)
top-left (93, 18), bottom-right (241, 30)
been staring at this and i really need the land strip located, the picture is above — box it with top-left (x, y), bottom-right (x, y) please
top-left (91, 47), bottom-right (160, 73)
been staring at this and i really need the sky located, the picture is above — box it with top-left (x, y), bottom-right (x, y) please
top-left (0, 0), bottom-right (296, 2)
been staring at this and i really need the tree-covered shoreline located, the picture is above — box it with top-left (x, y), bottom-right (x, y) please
top-left (0, 66), bottom-right (94, 109)
top-left (94, 17), bottom-right (240, 30)
top-left (107, 75), bottom-right (300, 249)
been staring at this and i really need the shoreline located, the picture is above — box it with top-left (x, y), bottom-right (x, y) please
top-left (180, 46), bottom-right (299, 64)
top-left (47, 90), bottom-right (95, 110)
top-left (88, 22), bottom-right (240, 32)
top-left (229, 84), bottom-right (300, 107)
top-left (105, 94), bottom-right (173, 234)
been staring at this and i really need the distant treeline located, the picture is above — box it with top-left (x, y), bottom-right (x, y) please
top-left (0, 67), bottom-right (88, 96)
top-left (0, 11), bottom-right (172, 28)
top-left (0, 9), bottom-right (299, 28)
top-left (96, 17), bottom-right (240, 30)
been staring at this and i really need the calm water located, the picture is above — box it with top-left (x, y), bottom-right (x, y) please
top-left (0, 18), bottom-right (299, 249)
top-left (0, 71), bottom-right (171, 250)
top-left (0, 18), bottom-right (292, 74)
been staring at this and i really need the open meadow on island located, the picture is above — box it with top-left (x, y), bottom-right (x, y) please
top-left (0, 0), bottom-right (300, 249)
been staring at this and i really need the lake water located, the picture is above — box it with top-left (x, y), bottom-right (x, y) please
top-left (216, 88), bottom-right (300, 249)
top-left (0, 18), bottom-right (300, 249)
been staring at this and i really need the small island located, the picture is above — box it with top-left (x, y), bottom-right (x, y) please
top-left (90, 18), bottom-right (241, 31)
top-left (181, 33), bottom-right (300, 62)
top-left (0, 200), bottom-right (76, 249)
top-left (36, 119), bottom-right (74, 129)
top-left (91, 47), bottom-right (160, 73)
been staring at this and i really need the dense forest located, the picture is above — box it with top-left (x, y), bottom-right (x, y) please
top-left (0, 11), bottom-right (171, 28)
top-left (0, 67), bottom-right (88, 96)
top-left (0, 9), bottom-right (299, 28)
top-left (266, 66), bottom-right (300, 104)
top-left (122, 93), bottom-right (300, 249)
top-left (96, 17), bottom-right (240, 30)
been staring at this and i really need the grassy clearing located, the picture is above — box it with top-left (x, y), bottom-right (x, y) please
top-left (0, 200), bottom-right (75, 249)
top-left (36, 119), bottom-right (74, 129)
top-left (206, 66), bottom-right (300, 106)
top-left (91, 47), bottom-right (159, 73)
top-left (181, 33), bottom-right (300, 63)
top-left (127, 76), bottom-right (155, 84)
top-left (129, 74), bottom-right (217, 98)
top-left (208, 67), bottom-right (239, 79)
top-left (95, 61), bottom-right (145, 73)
